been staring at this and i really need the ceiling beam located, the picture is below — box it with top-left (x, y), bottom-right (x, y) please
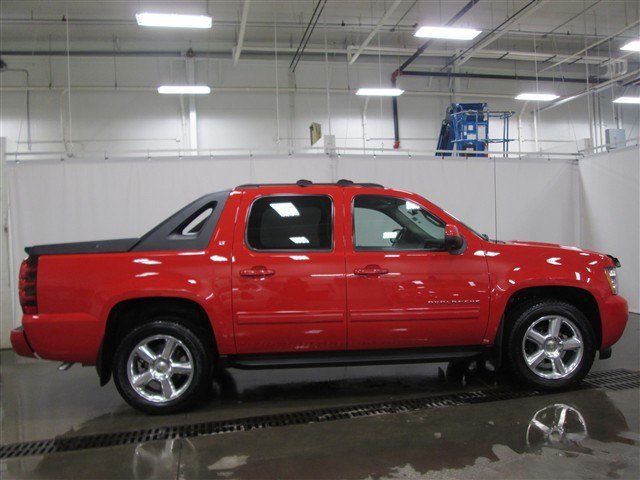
top-left (444, 0), bottom-right (549, 68)
top-left (1, 17), bottom-right (636, 41)
top-left (233, 0), bottom-right (251, 66)
top-left (538, 67), bottom-right (640, 111)
top-left (541, 0), bottom-right (602, 38)
top-left (401, 70), bottom-right (588, 83)
top-left (539, 19), bottom-right (640, 73)
top-left (0, 45), bottom-right (614, 67)
top-left (349, 0), bottom-right (403, 65)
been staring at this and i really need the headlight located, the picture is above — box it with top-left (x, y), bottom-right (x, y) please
top-left (604, 267), bottom-right (618, 295)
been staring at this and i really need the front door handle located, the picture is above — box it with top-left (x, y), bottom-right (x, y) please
top-left (354, 265), bottom-right (389, 276)
top-left (240, 266), bottom-right (276, 277)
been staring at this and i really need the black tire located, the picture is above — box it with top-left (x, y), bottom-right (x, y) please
top-left (113, 318), bottom-right (212, 414)
top-left (507, 300), bottom-right (596, 389)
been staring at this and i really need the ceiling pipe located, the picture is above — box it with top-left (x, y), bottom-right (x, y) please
top-left (0, 46), bottom-right (613, 65)
top-left (541, 0), bottom-right (602, 38)
top-left (0, 84), bottom-right (518, 99)
top-left (7, 146), bottom-right (581, 163)
top-left (390, 0), bottom-right (481, 149)
top-left (289, 0), bottom-right (327, 72)
top-left (401, 70), bottom-right (589, 83)
top-left (349, 0), bottom-right (403, 65)
top-left (539, 19), bottom-right (640, 73)
top-left (538, 67), bottom-right (640, 112)
top-left (2, 17), bottom-right (634, 41)
top-left (233, 0), bottom-right (251, 66)
top-left (443, 0), bottom-right (548, 68)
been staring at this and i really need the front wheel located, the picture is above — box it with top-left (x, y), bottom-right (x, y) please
top-left (113, 319), bottom-right (211, 414)
top-left (507, 300), bottom-right (596, 389)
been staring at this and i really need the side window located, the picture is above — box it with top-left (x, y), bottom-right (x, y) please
top-left (180, 207), bottom-right (214, 236)
top-left (247, 196), bottom-right (332, 251)
top-left (353, 195), bottom-right (445, 251)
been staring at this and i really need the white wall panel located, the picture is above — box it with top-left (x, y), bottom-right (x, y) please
top-left (579, 147), bottom-right (640, 312)
top-left (3, 153), bottom-right (582, 348)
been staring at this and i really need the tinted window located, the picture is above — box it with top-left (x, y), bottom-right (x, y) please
top-left (181, 207), bottom-right (214, 235)
top-left (247, 196), bottom-right (332, 250)
top-left (354, 195), bottom-right (445, 251)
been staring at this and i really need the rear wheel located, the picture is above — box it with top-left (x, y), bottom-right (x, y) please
top-left (507, 300), bottom-right (595, 389)
top-left (113, 319), bottom-right (211, 414)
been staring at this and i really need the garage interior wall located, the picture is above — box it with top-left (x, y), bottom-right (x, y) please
top-left (578, 146), bottom-right (640, 313)
top-left (2, 147), bottom-right (638, 348)
top-left (2, 57), bottom-right (639, 158)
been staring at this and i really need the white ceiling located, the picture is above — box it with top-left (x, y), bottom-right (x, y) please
top-left (1, 1), bottom-right (638, 72)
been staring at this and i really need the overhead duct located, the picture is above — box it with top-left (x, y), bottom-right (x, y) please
top-left (400, 70), bottom-right (589, 84)
top-left (390, 0), bottom-right (481, 149)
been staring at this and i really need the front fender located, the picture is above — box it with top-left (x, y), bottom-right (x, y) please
top-left (482, 243), bottom-right (612, 343)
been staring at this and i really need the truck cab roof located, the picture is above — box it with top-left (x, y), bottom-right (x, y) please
top-left (236, 179), bottom-right (384, 189)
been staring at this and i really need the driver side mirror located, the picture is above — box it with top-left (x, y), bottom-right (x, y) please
top-left (444, 224), bottom-right (464, 252)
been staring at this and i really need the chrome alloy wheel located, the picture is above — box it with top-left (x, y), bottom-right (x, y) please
top-left (127, 334), bottom-right (194, 403)
top-left (526, 403), bottom-right (588, 448)
top-left (521, 315), bottom-right (584, 380)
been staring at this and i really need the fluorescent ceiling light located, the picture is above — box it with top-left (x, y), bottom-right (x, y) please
top-left (289, 236), bottom-right (310, 244)
top-left (515, 93), bottom-right (559, 101)
top-left (157, 85), bottom-right (211, 94)
top-left (270, 202), bottom-right (300, 217)
top-left (613, 96), bottom-right (640, 104)
top-left (414, 26), bottom-right (481, 40)
top-left (620, 40), bottom-right (640, 52)
top-left (136, 12), bottom-right (212, 29)
top-left (355, 88), bottom-right (404, 96)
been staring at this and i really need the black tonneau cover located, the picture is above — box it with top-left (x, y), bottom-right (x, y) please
top-left (24, 190), bottom-right (230, 256)
top-left (25, 239), bottom-right (139, 256)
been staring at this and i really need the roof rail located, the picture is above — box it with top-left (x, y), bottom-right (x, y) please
top-left (236, 180), bottom-right (384, 188)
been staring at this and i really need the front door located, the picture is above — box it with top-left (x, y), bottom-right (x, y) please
top-left (344, 190), bottom-right (490, 350)
top-left (232, 187), bottom-right (347, 354)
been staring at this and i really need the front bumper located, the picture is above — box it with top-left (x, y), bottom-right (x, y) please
top-left (10, 327), bottom-right (35, 358)
top-left (600, 295), bottom-right (629, 350)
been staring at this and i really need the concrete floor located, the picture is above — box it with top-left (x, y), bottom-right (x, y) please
top-left (1, 313), bottom-right (638, 479)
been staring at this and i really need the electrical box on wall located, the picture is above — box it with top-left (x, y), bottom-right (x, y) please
top-left (310, 123), bottom-right (322, 145)
top-left (605, 129), bottom-right (626, 151)
top-left (323, 135), bottom-right (336, 155)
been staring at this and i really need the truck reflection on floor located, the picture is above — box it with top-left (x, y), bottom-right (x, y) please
top-left (9, 361), bottom-right (635, 480)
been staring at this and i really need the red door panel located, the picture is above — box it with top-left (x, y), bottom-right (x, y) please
top-left (232, 188), bottom-right (347, 354)
top-left (344, 190), bottom-right (490, 350)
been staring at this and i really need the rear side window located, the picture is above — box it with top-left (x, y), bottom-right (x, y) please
top-left (132, 190), bottom-right (230, 252)
top-left (180, 207), bottom-right (214, 236)
top-left (247, 196), bottom-right (332, 250)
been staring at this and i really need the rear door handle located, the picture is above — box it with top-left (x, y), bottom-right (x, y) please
top-left (354, 265), bottom-right (389, 276)
top-left (240, 266), bottom-right (276, 277)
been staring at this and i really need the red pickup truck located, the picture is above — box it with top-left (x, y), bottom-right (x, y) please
top-left (12, 180), bottom-right (628, 413)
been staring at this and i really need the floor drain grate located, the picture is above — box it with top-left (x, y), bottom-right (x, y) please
top-left (1, 368), bottom-right (637, 460)
top-left (583, 368), bottom-right (640, 391)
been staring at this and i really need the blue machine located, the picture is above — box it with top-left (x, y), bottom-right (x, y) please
top-left (436, 103), bottom-right (513, 157)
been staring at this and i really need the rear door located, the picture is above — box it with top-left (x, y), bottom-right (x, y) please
top-left (231, 187), bottom-right (347, 354)
top-left (344, 189), bottom-right (490, 350)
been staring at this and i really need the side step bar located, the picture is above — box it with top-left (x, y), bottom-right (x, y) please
top-left (220, 346), bottom-right (490, 370)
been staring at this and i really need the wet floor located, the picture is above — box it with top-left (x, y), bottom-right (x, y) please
top-left (1, 313), bottom-right (638, 479)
